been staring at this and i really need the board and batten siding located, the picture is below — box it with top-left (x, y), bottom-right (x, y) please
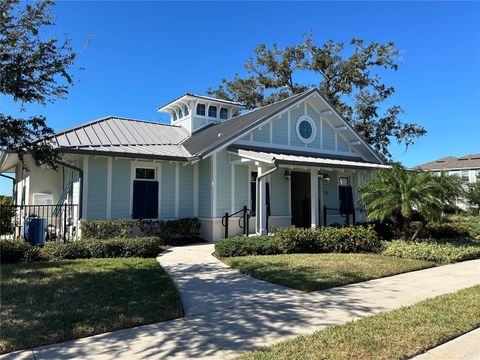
top-left (269, 169), bottom-right (289, 216)
top-left (161, 163), bottom-right (176, 219)
top-left (178, 164), bottom-right (194, 218)
top-left (86, 157), bottom-right (108, 219)
top-left (111, 159), bottom-right (131, 219)
top-left (198, 157), bottom-right (212, 218)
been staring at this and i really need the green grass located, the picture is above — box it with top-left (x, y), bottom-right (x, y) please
top-left (225, 253), bottom-right (435, 292)
top-left (0, 258), bottom-right (183, 354)
top-left (239, 285), bottom-right (480, 360)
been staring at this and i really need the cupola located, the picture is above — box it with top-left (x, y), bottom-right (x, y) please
top-left (158, 93), bottom-right (245, 134)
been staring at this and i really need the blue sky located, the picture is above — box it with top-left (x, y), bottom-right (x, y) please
top-left (1, 1), bottom-right (479, 195)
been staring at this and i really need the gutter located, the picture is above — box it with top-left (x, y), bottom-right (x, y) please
top-left (55, 160), bottom-right (84, 220)
top-left (0, 173), bottom-right (16, 206)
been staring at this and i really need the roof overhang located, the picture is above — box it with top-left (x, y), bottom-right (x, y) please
top-left (158, 93), bottom-right (246, 113)
top-left (228, 147), bottom-right (391, 170)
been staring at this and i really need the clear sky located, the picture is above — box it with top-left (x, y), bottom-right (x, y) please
top-left (1, 1), bottom-right (479, 195)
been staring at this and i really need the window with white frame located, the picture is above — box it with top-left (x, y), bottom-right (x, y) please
top-left (196, 104), bottom-right (205, 116)
top-left (461, 170), bottom-right (469, 182)
top-left (184, 105), bottom-right (189, 116)
top-left (295, 116), bottom-right (316, 144)
top-left (208, 105), bottom-right (217, 118)
top-left (135, 167), bottom-right (155, 180)
top-left (220, 108), bottom-right (228, 119)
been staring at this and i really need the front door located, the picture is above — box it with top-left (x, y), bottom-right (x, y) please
top-left (291, 171), bottom-right (311, 228)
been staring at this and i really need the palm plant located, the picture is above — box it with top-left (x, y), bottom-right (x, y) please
top-left (431, 170), bottom-right (464, 213)
top-left (358, 164), bottom-right (442, 240)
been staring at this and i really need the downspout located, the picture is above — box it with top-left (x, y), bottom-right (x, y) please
top-left (0, 174), bottom-right (16, 206)
top-left (55, 160), bottom-right (83, 219)
top-left (255, 160), bottom-right (279, 234)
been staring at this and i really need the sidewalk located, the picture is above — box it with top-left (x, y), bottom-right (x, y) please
top-left (2, 245), bottom-right (479, 359)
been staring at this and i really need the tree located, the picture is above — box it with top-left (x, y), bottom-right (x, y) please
top-left (357, 165), bottom-right (442, 240)
top-left (0, 0), bottom-right (77, 168)
top-left (431, 170), bottom-right (464, 213)
top-left (208, 35), bottom-right (426, 158)
top-left (465, 173), bottom-right (480, 213)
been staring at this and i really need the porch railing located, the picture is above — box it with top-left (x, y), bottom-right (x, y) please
top-left (323, 206), bottom-right (356, 226)
top-left (221, 206), bottom-right (252, 239)
top-left (0, 204), bottom-right (79, 243)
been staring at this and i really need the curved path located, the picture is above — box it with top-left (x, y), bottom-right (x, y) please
top-left (4, 244), bottom-right (480, 360)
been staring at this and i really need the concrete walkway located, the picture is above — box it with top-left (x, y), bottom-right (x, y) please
top-left (2, 244), bottom-right (479, 360)
top-left (412, 327), bottom-right (480, 360)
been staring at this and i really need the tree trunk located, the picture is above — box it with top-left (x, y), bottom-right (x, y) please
top-left (410, 222), bottom-right (424, 242)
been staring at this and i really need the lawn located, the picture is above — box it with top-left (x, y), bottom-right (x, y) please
top-left (0, 258), bottom-right (183, 354)
top-left (239, 285), bottom-right (480, 360)
top-left (225, 253), bottom-right (435, 292)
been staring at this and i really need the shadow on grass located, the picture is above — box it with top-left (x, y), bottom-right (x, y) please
top-left (0, 258), bottom-right (183, 354)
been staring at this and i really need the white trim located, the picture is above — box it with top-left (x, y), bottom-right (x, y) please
top-left (231, 163), bottom-right (235, 214)
top-left (212, 154), bottom-right (217, 217)
top-left (335, 132), bottom-right (338, 151)
top-left (193, 162), bottom-right (199, 217)
top-left (106, 157), bottom-right (112, 219)
top-left (269, 122), bottom-right (273, 144)
top-left (175, 162), bottom-right (179, 218)
top-left (288, 171), bottom-right (292, 217)
top-left (82, 156), bottom-right (89, 219)
top-left (295, 115), bottom-right (316, 144)
top-left (129, 160), bottom-right (135, 217)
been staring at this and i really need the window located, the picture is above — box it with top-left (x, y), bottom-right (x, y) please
top-left (135, 168), bottom-right (155, 180)
top-left (461, 170), bottom-right (469, 182)
top-left (295, 116), bottom-right (316, 144)
top-left (172, 112), bottom-right (177, 121)
top-left (220, 108), bottom-right (228, 119)
top-left (184, 105), bottom-right (189, 116)
top-left (339, 176), bottom-right (349, 186)
top-left (196, 104), bottom-right (205, 116)
top-left (178, 108), bottom-right (183, 118)
top-left (208, 106), bottom-right (217, 118)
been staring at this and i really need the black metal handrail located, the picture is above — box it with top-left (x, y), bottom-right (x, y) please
top-left (323, 205), bottom-right (356, 226)
top-left (0, 204), bottom-right (79, 243)
top-left (221, 206), bottom-right (251, 239)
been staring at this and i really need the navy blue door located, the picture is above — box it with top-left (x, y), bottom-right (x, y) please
top-left (132, 180), bottom-right (159, 219)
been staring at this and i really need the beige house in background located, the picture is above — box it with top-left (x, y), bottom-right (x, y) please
top-left (415, 154), bottom-right (480, 210)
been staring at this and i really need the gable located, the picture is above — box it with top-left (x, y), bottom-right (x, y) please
top-left (233, 94), bottom-right (380, 163)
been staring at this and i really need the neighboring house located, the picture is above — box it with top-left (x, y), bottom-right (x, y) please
top-left (0, 89), bottom-right (389, 241)
top-left (415, 154), bottom-right (480, 210)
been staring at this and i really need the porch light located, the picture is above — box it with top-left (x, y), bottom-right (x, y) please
top-left (318, 172), bottom-right (330, 182)
top-left (284, 170), bottom-right (291, 179)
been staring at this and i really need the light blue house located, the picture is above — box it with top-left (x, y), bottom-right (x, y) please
top-left (0, 89), bottom-right (389, 241)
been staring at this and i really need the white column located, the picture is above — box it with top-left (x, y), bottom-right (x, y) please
top-left (310, 168), bottom-right (319, 228)
top-left (256, 166), bottom-right (268, 235)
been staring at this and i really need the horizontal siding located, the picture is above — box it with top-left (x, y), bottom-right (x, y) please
top-left (270, 169), bottom-right (289, 216)
top-left (337, 135), bottom-right (349, 152)
top-left (253, 125), bottom-right (270, 143)
top-left (272, 115), bottom-right (288, 145)
top-left (306, 104), bottom-right (321, 150)
top-left (198, 158), bottom-right (211, 218)
top-left (111, 159), bottom-right (131, 219)
top-left (289, 106), bottom-right (305, 147)
top-left (216, 150), bottom-right (231, 217)
top-left (234, 165), bottom-right (249, 210)
top-left (323, 121), bottom-right (335, 150)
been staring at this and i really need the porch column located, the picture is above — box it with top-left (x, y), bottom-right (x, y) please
top-left (256, 165), bottom-right (268, 235)
top-left (310, 168), bottom-right (319, 228)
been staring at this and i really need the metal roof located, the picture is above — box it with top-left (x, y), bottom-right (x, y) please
top-left (229, 147), bottom-right (391, 170)
top-left (415, 154), bottom-right (480, 171)
top-left (50, 116), bottom-right (191, 160)
top-left (182, 90), bottom-right (314, 157)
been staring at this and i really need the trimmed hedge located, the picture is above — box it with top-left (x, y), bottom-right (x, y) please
top-left (215, 226), bottom-right (381, 257)
top-left (43, 237), bottom-right (164, 260)
top-left (0, 237), bottom-right (164, 263)
top-left (215, 236), bottom-right (279, 257)
top-left (381, 240), bottom-right (480, 263)
top-left (80, 218), bottom-right (201, 242)
top-left (0, 239), bottom-right (30, 263)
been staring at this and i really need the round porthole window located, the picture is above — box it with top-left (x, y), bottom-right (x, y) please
top-left (296, 116), bottom-right (316, 144)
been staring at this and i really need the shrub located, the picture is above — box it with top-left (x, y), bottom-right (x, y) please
top-left (382, 240), bottom-right (480, 263)
top-left (80, 219), bottom-right (134, 239)
top-left (273, 226), bottom-right (380, 254)
top-left (408, 221), bottom-right (470, 240)
top-left (215, 236), bottom-right (279, 257)
top-left (43, 237), bottom-right (164, 260)
top-left (137, 218), bottom-right (201, 242)
top-left (0, 239), bottom-right (30, 263)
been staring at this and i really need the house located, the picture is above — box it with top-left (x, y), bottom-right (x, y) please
top-left (415, 154), bottom-right (480, 210)
top-left (0, 89), bottom-right (389, 242)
